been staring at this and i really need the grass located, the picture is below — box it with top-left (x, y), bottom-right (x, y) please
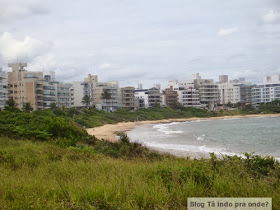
top-left (1, 137), bottom-right (280, 209)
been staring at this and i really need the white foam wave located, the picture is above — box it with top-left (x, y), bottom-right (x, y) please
top-left (153, 124), bottom-right (183, 135)
top-left (142, 142), bottom-right (240, 157)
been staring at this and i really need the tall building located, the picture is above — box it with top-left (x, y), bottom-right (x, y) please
top-left (219, 75), bottom-right (228, 83)
top-left (0, 68), bottom-right (8, 109)
top-left (147, 87), bottom-right (162, 107)
top-left (193, 74), bottom-right (219, 110)
top-left (162, 88), bottom-right (178, 107)
top-left (218, 83), bottom-right (240, 105)
top-left (252, 83), bottom-right (280, 107)
top-left (121, 87), bottom-right (135, 110)
top-left (57, 82), bottom-right (73, 108)
top-left (7, 63), bottom-right (44, 110)
top-left (73, 74), bottom-right (121, 111)
top-left (177, 87), bottom-right (200, 107)
top-left (43, 72), bottom-right (57, 108)
top-left (135, 89), bottom-right (149, 108)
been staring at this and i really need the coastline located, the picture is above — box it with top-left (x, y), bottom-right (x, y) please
top-left (86, 113), bottom-right (280, 159)
top-left (86, 113), bottom-right (280, 142)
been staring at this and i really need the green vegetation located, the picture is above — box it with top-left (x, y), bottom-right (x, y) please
top-left (0, 137), bottom-right (280, 209)
top-left (0, 101), bottom-right (280, 208)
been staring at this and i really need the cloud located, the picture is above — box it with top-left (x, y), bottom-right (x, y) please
top-left (218, 27), bottom-right (239, 36)
top-left (0, 0), bottom-right (50, 21)
top-left (261, 10), bottom-right (280, 24)
top-left (0, 32), bottom-right (51, 62)
top-left (99, 63), bottom-right (112, 69)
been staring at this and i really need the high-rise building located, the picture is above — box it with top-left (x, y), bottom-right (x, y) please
top-left (162, 88), bottom-right (178, 107)
top-left (57, 82), bottom-right (73, 108)
top-left (219, 75), bottom-right (228, 83)
top-left (121, 87), bottom-right (135, 110)
top-left (0, 68), bottom-right (8, 109)
top-left (193, 74), bottom-right (219, 110)
top-left (73, 74), bottom-right (121, 111)
top-left (7, 63), bottom-right (44, 110)
top-left (147, 87), bottom-right (162, 107)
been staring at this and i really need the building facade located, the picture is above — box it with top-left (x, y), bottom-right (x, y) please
top-left (8, 63), bottom-right (45, 110)
top-left (147, 87), bottom-right (162, 107)
top-left (162, 89), bottom-right (178, 107)
top-left (177, 87), bottom-right (200, 107)
top-left (121, 87), bottom-right (135, 110)
top-left (0, 68), bottom-right (8, 109)
top-left (252, 83), bottom-right (280, 107)
top-left (193, 75), bottom-right (219, 110)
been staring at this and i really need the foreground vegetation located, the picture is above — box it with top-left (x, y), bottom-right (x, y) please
top-left (0, 137), bottom-right (280, 209)
top-left (0, 101), bottom-right (280, 208)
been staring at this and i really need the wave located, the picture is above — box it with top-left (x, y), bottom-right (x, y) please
top-left (153, 124), bottom-right (183, 135)
top-left (141, 142), bottom-right (241, 157)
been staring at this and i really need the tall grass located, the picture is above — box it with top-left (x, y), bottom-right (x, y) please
top-left (0, 138), bottom-right (280, 209)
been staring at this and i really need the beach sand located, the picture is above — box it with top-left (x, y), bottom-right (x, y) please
top-left (86, 113), bottom-right (280, 158)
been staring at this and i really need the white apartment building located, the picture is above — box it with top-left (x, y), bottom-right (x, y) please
top-left (57, 82), bottom-right (73, 108)
top-left (252, 83), bottom-right (280, 107)
top-left (135, 89), bottom-right (149, 108)
top-left (177, 87), bottom-right (200, 107)
top-left (73, 74), bottom-right (121, 111)
top-left (193, 74), bottom-right (219, 110)
top-left (0, 68), bottom-right (8, 109)
top-left (72, 81), bottom-right (91, 107)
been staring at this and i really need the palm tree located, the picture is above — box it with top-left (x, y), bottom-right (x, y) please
top-left (81, 95), bottom-right (91, 108)
top-left (23, 102), bottom-right (33, 112)
top-left (5, 98), bottom-right (16, 107)
top-left (101, 89), bottom-right (112, 112)
top-left (50, 103), bottom-right (57, 110)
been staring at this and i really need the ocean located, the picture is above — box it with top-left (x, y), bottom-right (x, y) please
top-left (127, 116), bottom-right (280, 160)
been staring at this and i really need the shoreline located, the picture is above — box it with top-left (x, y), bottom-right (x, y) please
top-left (86, 113), bottom-right (280, 159)
top-left (86, 113), bottom-right (280, 142)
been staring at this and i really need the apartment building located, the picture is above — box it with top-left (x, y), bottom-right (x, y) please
top-left (57, 82), bottom-right (73, 108)
top-left (218, 82), bottom-right (240, 105)
top-left (8, 63), bottom-right (45, 110)
top-left (177, 87), bottom-right (200, 107)
top-left (193, 74), bottom-right (219, 110)
top-left (73, 74), bottom-right (121, 111)
top-left (0, 68), bottom-right (8, 109)
top-left (121, 87), bottom-right (135, 110)
top-left (252, 83), bottom-right (280, 107)
top-left (162, 88), bottom-right (178, 107)
top-left (135, 89), bottom-right (149, 108)
top-left (147, 87), bottom-right (162, 107)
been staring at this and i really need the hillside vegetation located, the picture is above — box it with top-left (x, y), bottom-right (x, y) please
top-left (0, 102), bottom-right (280, 208)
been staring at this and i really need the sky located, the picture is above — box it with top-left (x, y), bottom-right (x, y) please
top-left (0, 0), bottom-right (280, 88)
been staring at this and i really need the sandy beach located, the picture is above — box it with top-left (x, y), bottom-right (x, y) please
top-left (86, 113), bottom-right (280, 142)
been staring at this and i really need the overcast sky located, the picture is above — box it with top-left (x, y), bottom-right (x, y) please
top-left (0, 0), bottom-right (280, 88)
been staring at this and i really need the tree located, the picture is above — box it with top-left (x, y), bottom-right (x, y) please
top-left (5, 98), bottom-right (16, 107)
top-left (23, 102), bottom-right (33, 112)
top-left (101, 89), bottom-right (112, 112)
top-left (81, 95), bottom-right (91, 108)
top-left (50, 103), bottom-right (57, 110)
top-left (4, 98), bottom-right (20, 112)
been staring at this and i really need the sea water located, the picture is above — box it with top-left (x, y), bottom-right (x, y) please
top-left (127, 117), bottom-right (280, 159)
